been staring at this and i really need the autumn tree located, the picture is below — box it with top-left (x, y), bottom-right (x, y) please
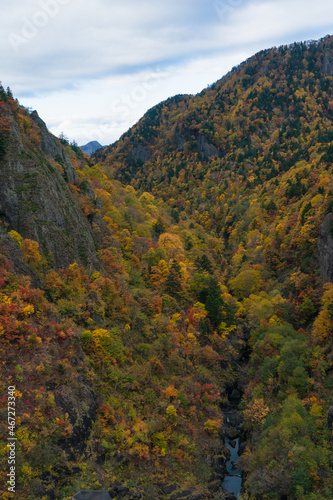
top-left (165, 260), bottom-right (183, 300)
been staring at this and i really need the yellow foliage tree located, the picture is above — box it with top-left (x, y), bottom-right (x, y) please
top-left (204, 418), bottom-right (223, 435)
top-left (243, 398), bottom-right (269, 430)
top-left (158, 233), bottom-right (184, 260)
top-left (166, 405), bottom-right (178, 422)
top-left (312, 283), bottom-right (333, 344)
top-left (9, 230), bottom-right (23, 247)
top-left (21, 239), bottom-right (42, 266)
top-left (229, 269), bottom-right (262, 300)
top-left (158, 259), bottom-right (169, 277)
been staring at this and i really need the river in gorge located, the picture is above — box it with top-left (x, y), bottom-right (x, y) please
top-left (222, 423), bottom-right (243, 499)
top-left (220, 406), bottom-right (244, 499)
top-left (219, 335), bottom-right (249, 499)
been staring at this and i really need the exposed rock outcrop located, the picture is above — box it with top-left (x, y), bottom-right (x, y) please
top-left (197, 136), bottom-right (220, 159)
top-left (0, 111), bottom-right (100, 269)
top-left (318, 213), bottom-right (333, 282)
top-left (131, 145), bottom-right (151, 162)
top-left (323, 36), bottom-right (333, 75)
top-left (31, 110), bottom-right (79, 184)
top-left (54, 378), bottom-right (99, 458)
top-left (174, 129), bottom-right (186, 150)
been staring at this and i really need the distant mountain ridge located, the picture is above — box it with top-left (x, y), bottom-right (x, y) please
top-left (80, 140), bottom-right (104, 155)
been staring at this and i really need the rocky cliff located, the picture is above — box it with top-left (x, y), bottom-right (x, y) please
top-left (318, 213), bottom-right (333, 282)
top-left (0, 105), bottom-right (99, 269)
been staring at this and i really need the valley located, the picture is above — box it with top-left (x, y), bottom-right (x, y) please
top-left (1, 35), bottom-right (333, 499)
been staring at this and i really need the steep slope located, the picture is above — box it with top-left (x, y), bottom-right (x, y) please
top-left (0, 92), bottom-right (100, 270)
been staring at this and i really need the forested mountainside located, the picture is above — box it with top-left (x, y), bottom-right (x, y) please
top-left (2, 35), bottom-right (333, 500)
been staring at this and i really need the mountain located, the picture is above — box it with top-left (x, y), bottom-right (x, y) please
top-left (93, 34), bottom-right (333, 498)
top-left (93, 35), bottom-right (333, 280)
top-left (2, 35), bottom-right (333, 500)
top-left (80, 140), bottom-right (104, 155)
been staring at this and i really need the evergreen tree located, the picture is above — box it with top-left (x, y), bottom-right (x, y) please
top-left (165, 260), bottom-right (182, 299)
top-left (153, 217), bottom-right (167, 235)
top-left (198, 277), bottom-right (223, 329)
top-left (194, 254), bottom-right (213, 273)
top-left (0, 82), bottom-right (7, 102)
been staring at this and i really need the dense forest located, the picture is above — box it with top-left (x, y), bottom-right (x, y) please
top-left (1, 35), bottom-right (333, 500)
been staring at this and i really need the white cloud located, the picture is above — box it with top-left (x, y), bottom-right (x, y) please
top-left (1, 0), bottom-right (333, 145)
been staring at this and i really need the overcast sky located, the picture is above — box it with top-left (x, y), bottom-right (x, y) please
top-left (1, 0), bottom-right (333, 146)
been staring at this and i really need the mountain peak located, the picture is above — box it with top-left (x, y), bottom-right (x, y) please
top-left (80, 141), bottom-right (104, 155)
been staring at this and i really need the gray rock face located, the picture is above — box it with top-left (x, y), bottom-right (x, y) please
top-left (95, 195), bottom-right (104, 214)
top-left (323, 49), bottom-right (333, 75)
top-left (55, 379), bottom-right (98, 457)
top-left (131, 145), bottom-right (151, 162)
top-left (197, 135), bottom-right (220, 159)
top-left (323, 36), bottom-right (333, 75)
top-left (31, 110), bottom-right (78, 184)
top-left (318, 213), bottom-right (333, 282)
top-left (0, 110), bottom-right (99, 269)
top-left (175, 129), bottom-right (186, 150)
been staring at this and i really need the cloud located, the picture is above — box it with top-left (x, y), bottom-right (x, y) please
top-left (1, 0), bottom-right (333, 145)
top-left (2, 0), bottom-right (258, 92)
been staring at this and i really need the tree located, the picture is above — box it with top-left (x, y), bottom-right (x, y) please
top-left (229, 269), bottom-right (262, 300)
top-left (58, 132), bottom-right (69, 145)
top-left (194, 254), bottom-right (213, 273)
top-left (243, 398), bottom-right (269, 430)
top-left (153, 217), bottom-right (167, 235)
top-left (22, 239), bottom-right (42, 267)
top-left (158, 232), bottom-right (184, 259)
top-left (312, 283), bottom-right (333, 344)
top-left (195, 276), bottom-right (224, 329)
top-left (165, 260), bottom-right (182, 299)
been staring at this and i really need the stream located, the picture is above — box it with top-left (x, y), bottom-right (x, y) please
top-left (219, 334), bottom-right (249, 499)
top-left (221, 415), bottom-right (243, 499)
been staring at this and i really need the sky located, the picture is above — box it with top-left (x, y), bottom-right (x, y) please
top-left (1, 0), bottom-right (333, 146)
